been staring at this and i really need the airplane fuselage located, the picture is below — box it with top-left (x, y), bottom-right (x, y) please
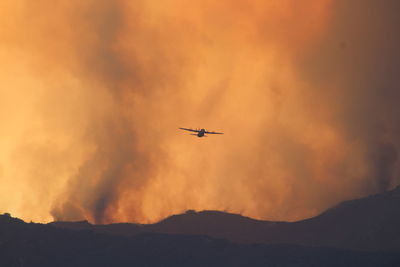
top-left (197, 128), bottom-right (205, 137)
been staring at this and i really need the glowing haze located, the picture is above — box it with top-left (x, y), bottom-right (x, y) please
top-left (1, 0), bottom-right (399, 223)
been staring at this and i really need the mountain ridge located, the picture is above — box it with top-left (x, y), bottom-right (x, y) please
top-left (1, 212), bottom-right (399, 267)
top-left (47, 186), bottom-right (400, 251)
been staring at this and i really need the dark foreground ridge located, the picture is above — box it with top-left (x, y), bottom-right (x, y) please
top-left (1, 213), bottom-right (400, 267)
top-left (1, 187), bottom-right (400, 266)
top-left (52, 186), bottom-right (400, 251)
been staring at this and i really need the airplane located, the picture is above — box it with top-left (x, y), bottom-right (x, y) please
top-left (179, 127), bottom-right (224, 137)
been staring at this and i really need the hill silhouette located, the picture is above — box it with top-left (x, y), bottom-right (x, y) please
top-left (1, 213), bottom-right (399, 266)
top-left (51, 186), bottom-right (400, 251)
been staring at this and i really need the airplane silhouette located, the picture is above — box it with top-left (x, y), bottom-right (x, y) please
top-left (179, 128), bottom-right (224, 137)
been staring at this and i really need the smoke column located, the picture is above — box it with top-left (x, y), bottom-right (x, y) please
top-left (0, 0), bottom-right (399, 223)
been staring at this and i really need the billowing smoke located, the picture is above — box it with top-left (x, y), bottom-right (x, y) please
top-left (0, 0), bottom-right (399, 224)
top-left (298, 0), bottom-right (400, 193)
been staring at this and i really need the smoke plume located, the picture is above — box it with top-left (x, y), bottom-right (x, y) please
top-left (0, 0), bottom-right (399, 223)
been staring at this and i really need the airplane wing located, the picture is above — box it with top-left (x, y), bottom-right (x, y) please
top-left (205, 130), bottom-right (224, 134)
top-left (179, 127), bottom-right (200, 133)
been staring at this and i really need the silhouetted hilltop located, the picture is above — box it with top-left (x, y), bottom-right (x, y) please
top-left (50, 186), bottom-right (400, 251)
top-left (51, 210), bottom-right (282, 242)
top-left (145, 210), bottom-right (281, 242)
top-left (274, 186), bottom-right (400, 251)
top-left (1, 213), bottom-right (399, 267)
top-left (0, 213), bottom-right (24, 225)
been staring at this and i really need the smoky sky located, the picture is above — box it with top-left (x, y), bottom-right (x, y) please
top-left (0, 0), bottom-right (399, 224)
top-left (299, 0), bottom-right (400, 192)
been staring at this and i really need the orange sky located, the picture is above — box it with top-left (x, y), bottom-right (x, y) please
top-left (1, 0), bottom-right (399, 223)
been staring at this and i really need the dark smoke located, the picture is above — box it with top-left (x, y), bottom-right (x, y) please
top-left (50, 1), bottom-right (152, 223)
top-left (299, 0), bottom-right (400, 193)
